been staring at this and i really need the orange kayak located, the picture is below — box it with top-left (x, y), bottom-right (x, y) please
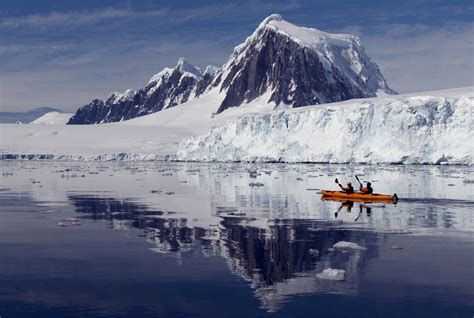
top-left (320, 190), bottom-right (398, 204)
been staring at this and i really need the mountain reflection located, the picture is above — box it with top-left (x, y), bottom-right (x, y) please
top-left (68, 194), bottom-right (380, 312)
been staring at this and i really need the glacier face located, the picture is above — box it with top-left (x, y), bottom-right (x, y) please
top-left (177, 95), bottom-right (473, 164)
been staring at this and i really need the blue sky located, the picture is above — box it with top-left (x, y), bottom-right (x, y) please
top-left (1, 0), bottom-right (473, 111)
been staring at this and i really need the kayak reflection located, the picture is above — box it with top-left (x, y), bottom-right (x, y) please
top-left (333, 200), bottom-right (373, 222)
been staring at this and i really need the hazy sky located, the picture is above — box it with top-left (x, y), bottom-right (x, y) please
top-left (1, 0), bottom-right (473, 112)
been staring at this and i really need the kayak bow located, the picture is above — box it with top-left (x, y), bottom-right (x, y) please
top-left (320, 190), bottom-right (398, 204)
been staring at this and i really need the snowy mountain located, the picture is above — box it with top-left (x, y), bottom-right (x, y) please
top-left (30, 111), bottom-right (74, 125)
top-left (67, 58), bottom-right (218, 124)
top-left (0, 107), bottom-right (61, 124)
top-left (213, 14), bottom-right (394, 113)
top-left (67, 14), bottom-right (394, 124)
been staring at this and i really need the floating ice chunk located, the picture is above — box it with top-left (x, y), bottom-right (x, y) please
top-left (308, 248), bottom-right (319, 256)
top-left (333, 241), bottom-right (367, 250)
top-left (58, 218), bottom-right (81, 227)
top-left (377, 229), bottom-right (412, 235)
top-left (62, 218), bottom-right (78, 222)
top-left (390, 245), bottom-right (403, 250)
top-left (316, 268), bottom-right (345, 281)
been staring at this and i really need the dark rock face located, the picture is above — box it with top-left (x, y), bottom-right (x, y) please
top-left (214, 26), bottom-right (385, 113)
top-left (67, 59), bottom-right (215, 125)
top-left (68, 98), bottom-right (108, 125)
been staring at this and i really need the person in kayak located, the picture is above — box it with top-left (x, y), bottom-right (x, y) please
top-left (335, 178), bottom-right (354, 194)
top-left (359, 182), bottom-right (373, 194)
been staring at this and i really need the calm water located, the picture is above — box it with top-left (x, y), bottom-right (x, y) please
top-left (0, 162), bottom-right (473, 317)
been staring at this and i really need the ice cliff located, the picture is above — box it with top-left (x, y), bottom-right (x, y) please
top-left (177, 93), bottom-right (473, 164)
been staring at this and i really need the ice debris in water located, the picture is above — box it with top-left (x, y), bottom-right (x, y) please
top-left (390, 245), bottom-right (403, 250)
top-left (308, 248), bottom-right (319, 256)
top-left (58, 218), bottom-right (81, 227)
top-left (316, 268), bottom-right (346, 281)
top-left (333, 241), bottom-right (367, 250)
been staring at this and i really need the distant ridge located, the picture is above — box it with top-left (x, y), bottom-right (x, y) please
top-left (0, 107), bottom-right (61, 123)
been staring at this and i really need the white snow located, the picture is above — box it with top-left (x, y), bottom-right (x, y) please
top-left (111, 89), bottom-right (136, 103)
top-left (315, 268), bottom-right (346, 281)
top-left (333, 241), bottom-right (367, 250)
top-left (0, 90), bottom-right (273, 159)
top-left (264, 14), bottom-right (359, 49)
top-left (30, 112), bottom-right (74, 125)
top-left (177, 87), bottom-right (474, 165)
top-left (1, 87), bottom-right (473, 164)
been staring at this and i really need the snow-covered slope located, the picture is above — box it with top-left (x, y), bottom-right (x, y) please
top-left (0, 91), bottom-right (275, 160)
top-left (1, 87), bottom-right (472, 164)
top-left (30, 111), bottom-right (74, 125)
top-left (177, 87), bottom-right (473, 164)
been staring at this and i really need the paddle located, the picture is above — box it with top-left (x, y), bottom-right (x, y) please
top-left (335, 178), bottom-right (344, 190)
top-left (355, 175), bottom-right (363, 187)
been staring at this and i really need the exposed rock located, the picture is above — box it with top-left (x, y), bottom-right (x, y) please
top-left (67, 58), bottom-right (218, 124)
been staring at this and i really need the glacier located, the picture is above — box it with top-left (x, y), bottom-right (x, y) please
top-left (1, 87), bottom-right (473, 164)
top-left (177, 89), bottom-right (473, 164)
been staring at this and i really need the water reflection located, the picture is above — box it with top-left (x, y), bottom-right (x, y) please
top-left (68, 194), bottom-right (380, 312)
top-left (1, 162), bottom-right (473, 316)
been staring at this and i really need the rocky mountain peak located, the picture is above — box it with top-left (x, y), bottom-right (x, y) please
top-left (211, 14), bottom-right (395, 113)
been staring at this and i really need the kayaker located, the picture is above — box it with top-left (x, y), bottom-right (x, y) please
top-left (335, 178), bottom-right (354, 194)
top-left (359, 182), bottom-right (373, 194)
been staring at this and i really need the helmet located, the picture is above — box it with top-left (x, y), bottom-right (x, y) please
top-left (367, 182), bottom-right (372, 186)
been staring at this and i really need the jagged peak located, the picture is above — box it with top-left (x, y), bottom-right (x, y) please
top-left (203, 65), bottom-right (219, 76)
top-left (148, 67), bottom-right (173, 84)
top-left (176, 58), bottom-right (202, 78)
top-left (148, 58), bottom-right (203, 84)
